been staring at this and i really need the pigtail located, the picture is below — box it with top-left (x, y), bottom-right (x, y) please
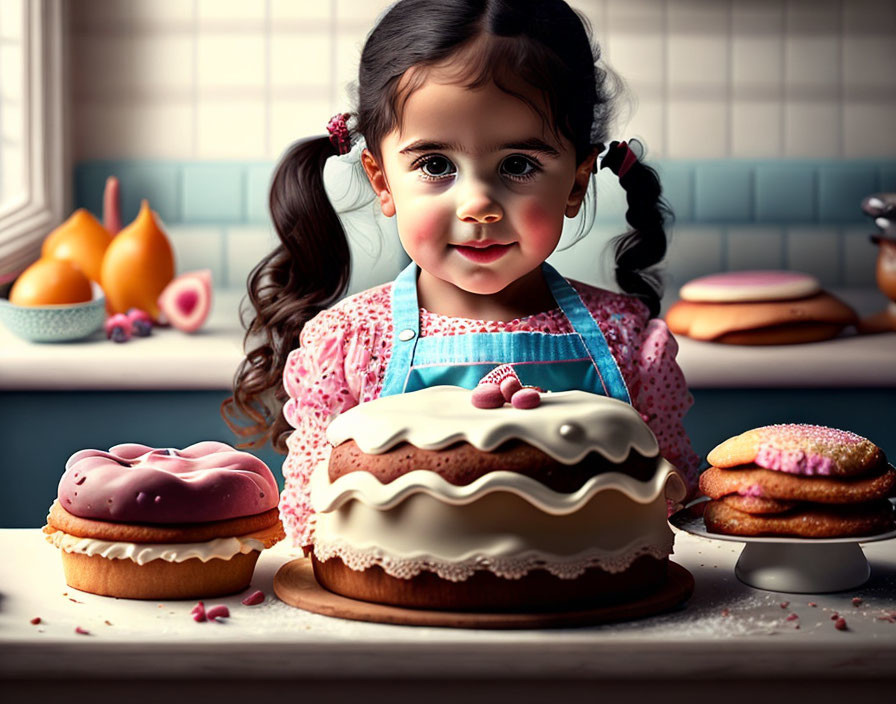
top-left (600, 141), bottom-right (671, 319)
top-left (222, 136), bottom-right (351, 453)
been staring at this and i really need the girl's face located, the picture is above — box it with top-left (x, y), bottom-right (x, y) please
top-left (362, 71), bottom-right (595, 306)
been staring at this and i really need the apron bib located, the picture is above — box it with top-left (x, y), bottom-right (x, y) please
top-left (379, 262), bottom-right (631, 403)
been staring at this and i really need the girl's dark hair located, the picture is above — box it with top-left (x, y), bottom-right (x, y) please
top-left (224, 0), bottom-right (671, 452)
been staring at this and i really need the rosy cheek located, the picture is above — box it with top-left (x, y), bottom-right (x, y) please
top-left (519, 200), bottom-right (557, 245)
top-left (405, 210), bottom-right (444, 247)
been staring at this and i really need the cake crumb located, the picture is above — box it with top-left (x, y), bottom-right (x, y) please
top-left (834, 618), bottom-right (848, 631)
top-left (830, 612), bottom-right (839, 620)
top-left (104, 620), bottom-right (113, 626)
top-left (242, 590), bottom-right (265, 606)
top-left (808, 602), bottom-right (817, 607)
top-left (852, 597), bottom-right (863, 607)
top-left (30, 617), bottom-right (41, 625)
top-left (786, 613), bottom-right (799, 622)
top-left (206, 605), bottom-right (230, 621)
top-left (779, 601), bottom-right (789, 609)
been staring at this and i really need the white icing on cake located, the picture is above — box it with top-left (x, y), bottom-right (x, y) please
top-left (326, 385), bottom-right (660, 464)
top-left (312, 459), bottom-right (686, 515)
top-left (312, 462), bottom-right (682, 581)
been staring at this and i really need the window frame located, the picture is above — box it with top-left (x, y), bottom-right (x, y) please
top-left (0, 0), bottom-right (68, 285)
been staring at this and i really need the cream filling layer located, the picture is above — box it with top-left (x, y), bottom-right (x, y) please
top-left (312, 478), bottom-right (676, 581)
top-left (312, 460), bottom-right (687, 515)
top-left (47, 530), bottom-right (264, 566)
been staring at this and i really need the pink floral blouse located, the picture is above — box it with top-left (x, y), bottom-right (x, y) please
top-left (281, 279), bottom-right (700, 548)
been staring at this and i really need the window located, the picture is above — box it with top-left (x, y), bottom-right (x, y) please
top-left (0, 0), bottom-right (67, 285)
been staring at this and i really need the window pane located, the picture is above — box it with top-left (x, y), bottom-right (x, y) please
top-left (0, 0), bottom-right (26, 208)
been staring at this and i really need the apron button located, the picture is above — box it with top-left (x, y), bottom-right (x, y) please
top-left (398, 329), bottom-right (416, 342)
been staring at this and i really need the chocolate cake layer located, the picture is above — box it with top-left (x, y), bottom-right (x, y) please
top-left (328, 439), bottom-right (660, 492)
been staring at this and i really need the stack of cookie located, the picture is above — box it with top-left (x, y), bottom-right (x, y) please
top-left (665, 271), bottom-right (858, 344)
top-left (699, 424), bottom-right (896, 538)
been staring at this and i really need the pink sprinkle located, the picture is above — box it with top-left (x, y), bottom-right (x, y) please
top-left (786, 613), bottom-right (799, 621)
top-left (831, 612), bottom-right (839, 620)
top-left (780, 601), bottom-right (790, 609)
top-left (852, 597), bottom-right (863, 607)
top-left (30, 617), bottom-right (41, 625)
top-left (241, 590), bottom-right (265, 606)
top-left (206, 605), bottom-right (230, 621)
top-left (511, 387), bottom-right (541, 409)
top-left (499, 376), bottom-right (522, 402)
top-left (472, 383), bottom-right (504, 409)
top-left (75, 626), bottom-right (90, 635)
top-left (191, 601), bottom-right (207, 622)
top-left (834, 617), bottom-right (848, 631)
top-left (720, 608), bottom-right (730, 617)
top-left (808, 602), bottom-right (817, 607)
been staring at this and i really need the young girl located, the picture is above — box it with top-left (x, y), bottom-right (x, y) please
top-left (225, 0), bottom-right (700, 549)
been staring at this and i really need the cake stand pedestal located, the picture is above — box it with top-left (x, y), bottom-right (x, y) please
top-left (670, 500), bottom-right (896, 593)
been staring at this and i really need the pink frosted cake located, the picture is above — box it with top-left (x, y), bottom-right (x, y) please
top-left (44, 442), bottom-right (285, 599)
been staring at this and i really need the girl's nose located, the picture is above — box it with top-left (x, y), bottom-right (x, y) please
top-left (456, 186), bottom-right (503, 224)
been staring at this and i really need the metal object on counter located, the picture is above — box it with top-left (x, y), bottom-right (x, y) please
top-left (859, 193), bottom-right (896, 333)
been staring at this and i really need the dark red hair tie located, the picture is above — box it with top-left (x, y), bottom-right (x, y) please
top-left (601, 140), bottom-right (639, 180)
top-left (326, 113), bottom-right (352, 155)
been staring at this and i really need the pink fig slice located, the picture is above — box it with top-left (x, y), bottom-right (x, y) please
top-left (157, 269), bottom-right (212, 333)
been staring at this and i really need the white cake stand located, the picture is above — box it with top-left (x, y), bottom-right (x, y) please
top-left (670, 499), bottom-right (896, 593)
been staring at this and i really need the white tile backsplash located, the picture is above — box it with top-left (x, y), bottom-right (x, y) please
top-left (731, 101), bottom-right (784, 158)
top-left (726, 227), bottom-right (786, 271)
top-left (666, 100), bottom-right (728, 158)
top-left (197, 34), bottom-right (266, 89)
top-left (785, 227), bottom-right (842, 286)
top-left (225, 225), bottom-right (280, 290)
top-left (196, 101), bottom-right (266, 159)
top-left (784, 100), bottom-right (840, 158)
top-left (69, 0), bottom-right (896, 162)
top-left (166, 226), bottom-right (227, 286)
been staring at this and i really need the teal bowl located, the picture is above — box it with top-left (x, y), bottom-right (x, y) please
top-left (0, 291), bottom-right (107, 342)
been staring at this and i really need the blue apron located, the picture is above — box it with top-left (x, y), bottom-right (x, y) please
top-left (379, 262), bottom-right (631, 403)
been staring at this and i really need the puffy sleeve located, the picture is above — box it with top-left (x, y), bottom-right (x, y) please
top-left (280, 308), bottom-right (370, 549)
top-left (622, 311), bottom-right (701, 500)
top-left (582, 287), bottom-right (701, 501)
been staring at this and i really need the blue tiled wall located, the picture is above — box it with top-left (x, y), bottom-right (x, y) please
top-left (75, 159), bottom-right (895, 293)
top-left (76, 159), bottom-right (896, 228)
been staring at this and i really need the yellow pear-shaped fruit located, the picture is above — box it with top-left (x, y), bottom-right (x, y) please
top-left (9, 258), bottom-right (93, 306)
top-left (41, 209), bottom-right (113, 284)
top-left (100, 200), bottom-right (175, 320)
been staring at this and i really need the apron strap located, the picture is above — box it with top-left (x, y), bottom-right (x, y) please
top-left (380, 261), bottom-right (421, 396)
top-left (541, 262), bottom-right (631, 403)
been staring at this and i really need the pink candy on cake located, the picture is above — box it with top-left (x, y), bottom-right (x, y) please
top-left (59, 441), bottom-right (279, 524)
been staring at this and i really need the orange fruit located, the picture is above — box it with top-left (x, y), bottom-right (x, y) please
top-left (9, 258), bottom-right (93, 306)
top-left (100, 200), bottom-right (175, 320)
top-left (42, 209), bottom-right (113, 284)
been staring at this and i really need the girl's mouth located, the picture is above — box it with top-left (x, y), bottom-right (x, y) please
top-left (452, 242), bottom-right (514, 264)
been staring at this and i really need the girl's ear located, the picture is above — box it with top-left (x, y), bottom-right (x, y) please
top-left (361, 149), bottom-right (396, 217)
top-left (565, 148), bottom-right (599, 218)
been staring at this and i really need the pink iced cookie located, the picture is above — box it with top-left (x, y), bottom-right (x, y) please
top-left (707, 424), bottom-right (884, 478)
top-left (680, 270), bottom-right (820, 303)
top-left (58, 441), bottom-right (279, 524)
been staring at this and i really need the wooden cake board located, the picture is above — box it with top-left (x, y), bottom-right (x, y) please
top-left (273, 558), bottom-right (694, 629)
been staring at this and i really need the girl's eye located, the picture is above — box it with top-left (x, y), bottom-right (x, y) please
top-left (418, 155), bottom-right (456, 179)
top-left (501, 155), bottom-right (539, 180)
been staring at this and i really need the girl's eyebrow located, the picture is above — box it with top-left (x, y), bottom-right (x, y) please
top-left (399, 138), bottom-right (560, 157)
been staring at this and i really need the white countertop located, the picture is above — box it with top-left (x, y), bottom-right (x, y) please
top-left (2, 527), bottom-right (895, 688)
top-left (1, 289), bottom-right (894, 390)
